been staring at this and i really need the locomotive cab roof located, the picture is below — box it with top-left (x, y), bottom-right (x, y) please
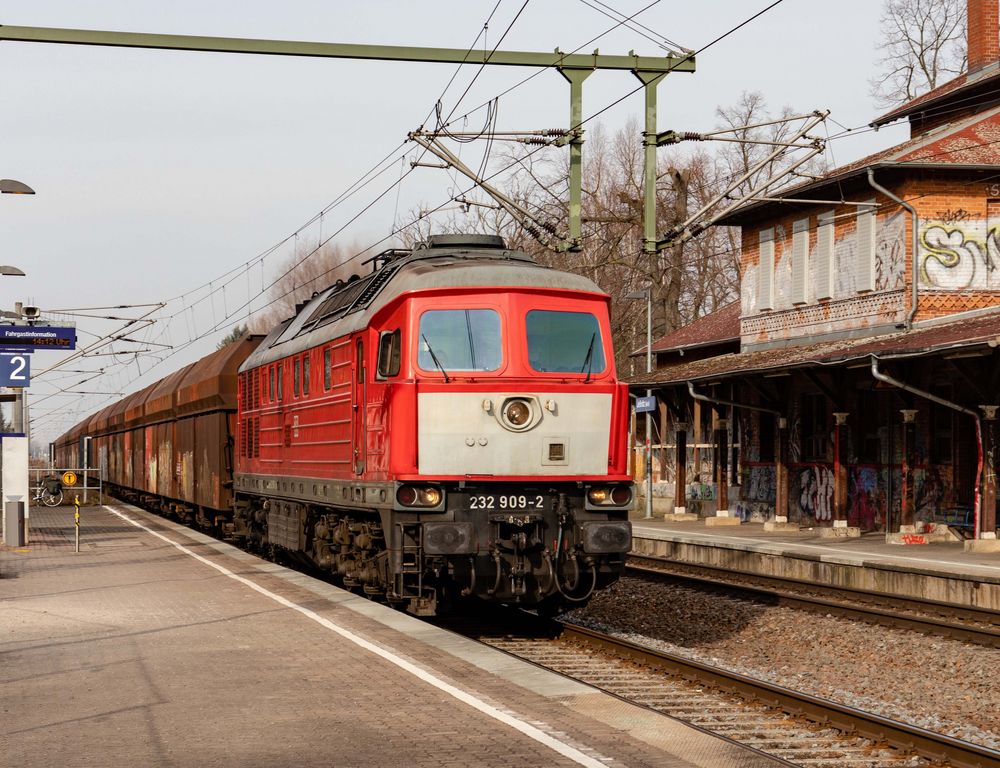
top-left (241, 234), bottom-right (606, 370)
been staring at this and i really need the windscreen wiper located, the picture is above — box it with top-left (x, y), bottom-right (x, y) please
top-left (421, 334), bottom-right (451, 383)
top-left (581, 332), bottom-right (596, 383)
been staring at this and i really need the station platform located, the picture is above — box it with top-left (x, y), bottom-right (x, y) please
top-left (1, 504), bottom-right (783, 768)
top-left (630, 515), bottom-right (1000, 612)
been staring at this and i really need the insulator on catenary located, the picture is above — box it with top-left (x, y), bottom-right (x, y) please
top-left (659, 131), bottom-right (704, 145)
top-left (519, 137), bottom-right (553, 145)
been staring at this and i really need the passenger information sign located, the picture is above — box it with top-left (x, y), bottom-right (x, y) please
top-left (0, 325), bottom-right (76, 350)
top-left (635, 395), bottom-right (657, 413)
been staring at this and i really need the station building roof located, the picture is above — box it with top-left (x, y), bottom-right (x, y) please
top-left (629, 307), bottom-right (1000, 388)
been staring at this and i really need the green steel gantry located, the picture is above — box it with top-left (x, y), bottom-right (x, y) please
top-left (0, 24), bottom-right (695, 251)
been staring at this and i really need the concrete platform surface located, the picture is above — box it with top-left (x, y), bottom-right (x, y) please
top-left (631, 518), bottom-right (1000, 611)
top-left (1, 503), bottom-right (783, 768)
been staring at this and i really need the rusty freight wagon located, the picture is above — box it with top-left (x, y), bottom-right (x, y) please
top-left (53, 336), bottom-right (262, 527)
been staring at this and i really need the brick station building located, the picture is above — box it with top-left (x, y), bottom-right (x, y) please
top-left (631, 0), bottom-right (1000, 549)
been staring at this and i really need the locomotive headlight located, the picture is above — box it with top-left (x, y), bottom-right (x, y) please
top-left (396, 484), bottom-right (444, 508)
top-left (504, 399), bottom-right (531, 427)
top-left (496, 395), bottom-right (541, 432)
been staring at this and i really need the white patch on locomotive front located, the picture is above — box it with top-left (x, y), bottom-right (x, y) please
top-left (417, 392), bottom-right (612, 475)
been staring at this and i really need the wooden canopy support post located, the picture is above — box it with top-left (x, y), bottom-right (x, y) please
top-left (765, 416), bottom-right (799, 531)
top-left (820, 412), bottom-right (860, 537)
top-left (980, 405), bottom-right (998, 537)
top-left (706, 418), bottom-right (739, 526)
top-left (899, 409), bottom-right (919, 532)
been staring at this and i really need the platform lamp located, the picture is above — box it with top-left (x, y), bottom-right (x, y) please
top-left (626, 288), bottom-right (653, 519)
top-left (1, 178), bottom-right (34, 434)
top-left (1, 178), bottom-right (33, 546)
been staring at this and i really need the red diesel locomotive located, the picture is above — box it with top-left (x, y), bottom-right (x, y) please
top-left (236, 234), bottom-right (633, 614)
top-left (56, 234), bottom-right (634, 615)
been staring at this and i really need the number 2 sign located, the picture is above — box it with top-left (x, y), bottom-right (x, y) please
top-left (0, 354), bottom-right (30, 387)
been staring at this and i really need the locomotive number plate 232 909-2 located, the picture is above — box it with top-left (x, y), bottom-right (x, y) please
top-left (468, 494), bottom-right (547, 512)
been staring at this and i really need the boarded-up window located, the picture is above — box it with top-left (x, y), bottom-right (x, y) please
top-left (757, 228), bottom-right (775, 311)
top-left (790, 219), bottom-right (809, 305)
top-left (814, 211), bottom-right (834, 300)
top-left (856, 201), bottom-right (876, 292)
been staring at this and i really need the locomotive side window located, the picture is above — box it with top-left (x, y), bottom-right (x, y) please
top-left (323, 348), bottom-right (332, 390)
top-left (417, 309), bottom-right (501, 372)
top-left (293, 358), bottom-right (300, 397)
top-left (277, 363), bottom-right (284, 401)
top-left (526, 310), bottom-right (606, 374)
top-left (303, 356), bottom-right (310, 395)
top-left (377, 329), bottom-right (401, 378)
top-left (269, 366), bottom-right (275, 402)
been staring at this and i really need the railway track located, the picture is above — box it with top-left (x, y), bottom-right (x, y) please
top-left (459, 612), bottom-right (1000, 768)
top-left (627, 554), bottom-right (1000, 649)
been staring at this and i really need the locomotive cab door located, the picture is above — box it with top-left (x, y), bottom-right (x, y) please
top-left (353, 338), bottom-right (367, 474)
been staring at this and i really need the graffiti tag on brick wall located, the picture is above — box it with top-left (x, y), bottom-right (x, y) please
top-left (747, 465), bottom-right (776, 502)
top-left (919, 221), bottom-right (1000, 289)
top-left (797, 465), bottom-right (833, 522)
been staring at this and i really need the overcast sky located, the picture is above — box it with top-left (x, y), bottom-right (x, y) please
top-left (0, 0), bottom-right (907, 445)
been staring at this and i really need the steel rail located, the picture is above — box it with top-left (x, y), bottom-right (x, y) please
top-left (559, 621), bottom-right (1000, 768)
top-left (626, 554), bottom-right (1000, 647)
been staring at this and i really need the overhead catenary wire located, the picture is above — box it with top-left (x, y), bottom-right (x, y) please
top-left (31, 0), bottom-right (790, 438)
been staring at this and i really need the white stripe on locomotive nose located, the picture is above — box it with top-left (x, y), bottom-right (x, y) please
top-left (105, 506), bottom-right (612, 768)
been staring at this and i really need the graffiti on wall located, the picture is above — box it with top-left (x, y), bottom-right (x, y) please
top-left (914, 465), bottom-right (950, 518)
top-left (746, 465), bottom-right (776, 502)
top-left (788, 401), bottom-right (802, 464)
top-left (919, 220), bottom-right (1000, 289)
top-left (848, 466), bottom-right (882, 530)
top-left (796, 465), bottom-right (834, 522)
top-left (742, 411), bottom-right (760, 462)
top-left (875, 215), bottom-right (906, 292)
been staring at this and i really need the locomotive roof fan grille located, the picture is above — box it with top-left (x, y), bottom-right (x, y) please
top-left (497, 395), bottom-right (541, 432)
top-left (424, 233), bottom-right (506, 249)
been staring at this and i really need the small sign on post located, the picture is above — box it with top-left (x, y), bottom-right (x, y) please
top-left (635, 395), bottom-right (657, 413)
top-left (74, 495), bottom-right (80, 553)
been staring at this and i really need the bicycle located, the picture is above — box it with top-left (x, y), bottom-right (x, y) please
top-left (32, 478), bottom-right (64, 507)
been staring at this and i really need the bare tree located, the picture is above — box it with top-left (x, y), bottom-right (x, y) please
top-left (870, 0), bottom-right (967, 109)
top-left (255, 239), bottom-right (368, 328)
top-left (216, 323), bottom-right (249, 349)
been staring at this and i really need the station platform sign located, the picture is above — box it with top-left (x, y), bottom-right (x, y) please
top-left (0, 326), bottom-right (76, 351)
top-left (635, 395), bottom-right (657, 413)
